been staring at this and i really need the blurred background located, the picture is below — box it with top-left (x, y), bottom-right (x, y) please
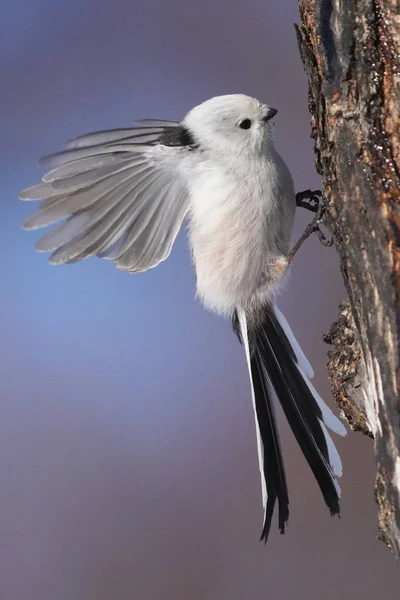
top-left (1, 0), bottom-right (399, 598)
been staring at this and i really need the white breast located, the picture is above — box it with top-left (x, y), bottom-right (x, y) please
top-left (187, 157), bottom-right (293, 316)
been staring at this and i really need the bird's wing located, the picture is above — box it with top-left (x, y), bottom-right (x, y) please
top-left (19, 121), bottom-right (192, 272)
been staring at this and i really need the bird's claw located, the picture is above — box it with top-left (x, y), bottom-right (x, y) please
top-left (295, 189), bottom-right (322, 213)
top-left (315, 227), bottom-right (334, 247)
top-left (312, 203), bottom-right (334, 247)
top-left (288, 193), bottom-right (334, 263)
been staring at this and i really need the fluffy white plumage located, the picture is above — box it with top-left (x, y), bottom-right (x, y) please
top-left (20, 94), bottom-right (346, 540)
top-left (180, 96), bottom-right (294, 315)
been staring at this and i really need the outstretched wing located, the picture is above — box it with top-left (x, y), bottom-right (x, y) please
top-left (19, 120), bottom-right (193, 272)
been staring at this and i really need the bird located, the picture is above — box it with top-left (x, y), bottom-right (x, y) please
top-left (19, 93), bottom-right (346, 541)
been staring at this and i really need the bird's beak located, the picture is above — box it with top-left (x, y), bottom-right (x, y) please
top-left (263, 108), bottom-right (278, 122)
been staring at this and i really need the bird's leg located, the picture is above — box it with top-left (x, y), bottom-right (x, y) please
top-left (287, 201), bottom-right (334, 264)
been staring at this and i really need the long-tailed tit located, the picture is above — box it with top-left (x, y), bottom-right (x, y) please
top-left (20, 94), bottom-right (346, 541)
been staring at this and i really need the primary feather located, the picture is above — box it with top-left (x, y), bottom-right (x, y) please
top-left (20, 123), bottom-right (190, 269)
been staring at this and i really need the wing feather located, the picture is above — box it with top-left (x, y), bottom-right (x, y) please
top-left (20, 123), bottom-right (190, 270)
top-left (65, 126), bottom-right (176, 149)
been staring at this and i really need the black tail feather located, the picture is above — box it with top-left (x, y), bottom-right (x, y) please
top-left (233, 310), bottom-right (289, 542)
top-left (256, 311), bottom-right (340, 516)
top-left (232, 306), bottom-right (340, 541)
top-left (252, 350), bottom-right (289, 541)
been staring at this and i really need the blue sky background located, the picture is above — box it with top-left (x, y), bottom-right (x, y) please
top-left (1, 1), bottom-right (398, 598)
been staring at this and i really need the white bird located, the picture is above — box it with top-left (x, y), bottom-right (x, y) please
top-left (20, 94), bottom-right (346, 541)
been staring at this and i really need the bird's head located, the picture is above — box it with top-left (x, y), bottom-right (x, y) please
top-left (183, 94), bottom-right (278, 157)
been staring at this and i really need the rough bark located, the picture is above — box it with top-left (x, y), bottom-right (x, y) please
top-left (295, 0), bottom-right (400, 559)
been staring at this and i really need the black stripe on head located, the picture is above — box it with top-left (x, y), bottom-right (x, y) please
top-left (158, 126), bottom-right (198, 149)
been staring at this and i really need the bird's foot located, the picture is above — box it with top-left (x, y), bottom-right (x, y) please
top-left (288, 201), bottom-right (334, 264)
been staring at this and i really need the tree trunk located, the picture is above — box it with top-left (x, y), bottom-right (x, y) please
top-left (295, 0), bottom-right (400, 559)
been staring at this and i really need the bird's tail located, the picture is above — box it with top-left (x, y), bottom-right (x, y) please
top-left (233, 305), bottom-right (346, 542)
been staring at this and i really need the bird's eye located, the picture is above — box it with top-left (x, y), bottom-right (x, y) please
top-left (239, 119), bottom-right (251, 130)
